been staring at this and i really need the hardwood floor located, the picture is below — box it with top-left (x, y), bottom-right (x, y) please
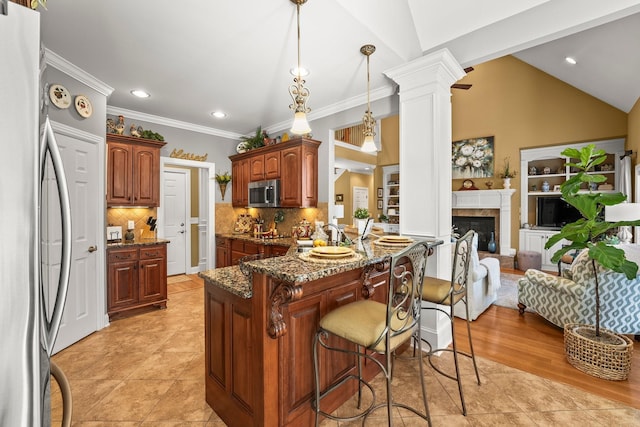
top-left (458, 268), bottom-right (640, 410)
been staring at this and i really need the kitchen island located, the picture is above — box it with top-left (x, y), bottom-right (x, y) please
top-left (200, 238), bottom-right (442, 427)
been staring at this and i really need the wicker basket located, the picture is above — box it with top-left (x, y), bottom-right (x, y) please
top-left (564, 323), bottom-right (634, 381)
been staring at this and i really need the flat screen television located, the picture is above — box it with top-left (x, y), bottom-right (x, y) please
top-left (536, 196), bottom-right (581, 228)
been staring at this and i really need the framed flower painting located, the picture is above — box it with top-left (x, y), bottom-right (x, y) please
top-left (452, 136), bottom-right (495, 179)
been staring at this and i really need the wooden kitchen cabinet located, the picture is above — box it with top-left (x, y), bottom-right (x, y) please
top-left (230, 137), bottom-right (320, 208)
top-left (249, 151), bottom-right (280, 182)
top-left (215, 236), bottom-right (229, 268)
top-left (106, 134), bottom-right (166, 207)
top-left (280, 141), bottom-right (318, 207)
top-left (231, 158), bottom-right (249, 207)
top-left (107, 243), bottom-right (167, 318)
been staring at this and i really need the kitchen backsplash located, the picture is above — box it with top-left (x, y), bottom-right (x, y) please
top-left (107, 207), bottom-right (158, 239)
top-left (215, 204), bottom-right (328, 236)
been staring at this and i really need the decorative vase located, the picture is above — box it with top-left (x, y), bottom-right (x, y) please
top-left (542, 181), bottom-right (550, 192)
top-left (502, 177), bottom-right (511, 189)
top-left (487, 232), bottom-right (497, 253)
top-left (218, 182), bottom-right (228, 200)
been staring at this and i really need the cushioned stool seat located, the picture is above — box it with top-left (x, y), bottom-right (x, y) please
top-left (518, 250), bottom-right (542, 271)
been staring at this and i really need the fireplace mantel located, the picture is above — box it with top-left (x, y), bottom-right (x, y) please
top-left (452, 189), bottom-right (516, 256)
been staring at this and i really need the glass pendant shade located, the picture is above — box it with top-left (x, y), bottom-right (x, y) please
top-left (361, 135), bottom-right (377, 153)
top-left (290, 111), bottom-right (311, 135)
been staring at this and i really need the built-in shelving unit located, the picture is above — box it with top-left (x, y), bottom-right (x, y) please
top-left (519, 138), bottom-right (625, 270)
top-left (382, 165), bottom-right (400, 233)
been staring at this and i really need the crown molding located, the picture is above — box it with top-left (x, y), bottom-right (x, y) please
top-left (43, 48), bottom-right (114, 97)
top-left (107, 106), bottom-right (242, 140)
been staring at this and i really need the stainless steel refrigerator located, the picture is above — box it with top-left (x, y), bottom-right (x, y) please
top-left (1, 2), bottom-right (71, 425)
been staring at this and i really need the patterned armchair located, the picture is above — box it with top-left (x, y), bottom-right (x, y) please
top-left (517, 244), bottom-right (640, 335)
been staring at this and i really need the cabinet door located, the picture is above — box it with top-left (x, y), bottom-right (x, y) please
top-left (106, 142), bottom-right (133, 206)
top-left (107, 259), bottom-right (138, 312)
top-left (300, 144), bottom-right (318, 207)
top-left (249, 155), bottom-right (265, 182)
top-left (216, 246), bottom-right (228, 268)
top-left (264, 151), bottom-right (280, 179)
top-left (139, 257), bottom-right (167, 302)
top-left (280, 146), bottom-right (302, 207)
top-left (133, 145), bottom-right (160, 207)
top-left (232, 159), bottom-right (249, 207)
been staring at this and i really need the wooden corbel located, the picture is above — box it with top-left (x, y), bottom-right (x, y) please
top-left (360, 259), bottom-right (389, 299)
top-left (267, 280), bottom-right (303, 339)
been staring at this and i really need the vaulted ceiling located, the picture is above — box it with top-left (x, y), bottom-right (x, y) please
top-left (39, 1), bottom-right (640, 139)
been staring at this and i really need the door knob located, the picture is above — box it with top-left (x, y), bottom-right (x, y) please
top-left (88, 245), bottom-right (97, 253)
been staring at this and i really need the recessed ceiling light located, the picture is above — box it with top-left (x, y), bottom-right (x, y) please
top-left (290, 66), bottom-right (309, 77)
top-left (130, 89), bottom-right (150, 98)
top-left (565, 57), bottom-right (577, 65)
top-left (211, 111), bottom-right (227, 119)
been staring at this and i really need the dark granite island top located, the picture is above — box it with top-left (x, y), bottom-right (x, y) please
top-left (201, 237), bottom-right (442, 427)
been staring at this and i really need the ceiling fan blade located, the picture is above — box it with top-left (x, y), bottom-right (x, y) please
top-left (451, 84), bottom-right (472, 90)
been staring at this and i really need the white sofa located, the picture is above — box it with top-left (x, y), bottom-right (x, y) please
top-left (454, 234), bottom-right (501, 320)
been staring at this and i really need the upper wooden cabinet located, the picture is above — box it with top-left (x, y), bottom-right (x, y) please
top-left (249, 151), bottom-right (281, 182)
top-left (106, 135), bottom-right (166, 207)
top-left (230, 137), bottom-right (320, 208)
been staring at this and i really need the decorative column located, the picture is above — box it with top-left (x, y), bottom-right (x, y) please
top-left (385, 48), bottom-right (465, 350)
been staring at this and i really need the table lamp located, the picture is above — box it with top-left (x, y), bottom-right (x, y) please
top-left (604, 203), bottom-right (640, 244)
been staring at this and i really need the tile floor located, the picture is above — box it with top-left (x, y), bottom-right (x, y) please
top-left (51, 275), bottom-right (640, 426)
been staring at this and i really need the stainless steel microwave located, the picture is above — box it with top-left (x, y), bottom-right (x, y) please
top-left (248, 179), bottom-right (281, 207)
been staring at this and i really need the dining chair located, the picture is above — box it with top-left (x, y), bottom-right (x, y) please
top-left (421, 229), bottom-right (480, 416)
top-left (312, 240), bottom-right (432, 426)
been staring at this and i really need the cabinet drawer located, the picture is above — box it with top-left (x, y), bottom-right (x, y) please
top-left (108, 248), bottom-right (138, 263)
top-left (139, 244), bottom-right (166, 260)
top-left (230, 239), bottom-right (244, 251)
top-left (216, 236), bottom-right (228, 247)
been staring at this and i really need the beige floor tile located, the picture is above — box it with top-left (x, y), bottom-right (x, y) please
top-left (84, 379), bottom-right (174, 421)
top-left (143, 379), bottom-right (213, 422)
top-left (128, 351), bottom-right (199, 380)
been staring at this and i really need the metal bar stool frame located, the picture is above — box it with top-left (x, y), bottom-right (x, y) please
top-left (421, 230), bottom-right (481, 416)
top-left (312, 240), bottom-right (433, 426)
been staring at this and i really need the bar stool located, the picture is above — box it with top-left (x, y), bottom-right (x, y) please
top-left (421, 230), bottom-right (480, 416)
top-left (312, 240), bottom-right (432, 426)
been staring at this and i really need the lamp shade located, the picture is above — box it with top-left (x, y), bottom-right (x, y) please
top-left (604, 203), bottom-right (640, 222)
top-left (333, 204), bottom-right (344, 219)
top-left (290, 112), bottom-right (311, 135)
top-left (360, 135), bottom-right (377, 153)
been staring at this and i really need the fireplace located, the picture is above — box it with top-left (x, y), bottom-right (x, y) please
top-left (451, 189), bottom-right (516, 256)
top-left (453, 216), bottom-right (495, 251)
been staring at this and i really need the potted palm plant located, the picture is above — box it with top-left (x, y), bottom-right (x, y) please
top-left (547, 144), bottom-right (640, 379)
top-left (499, 157), bottom-right (517, 189)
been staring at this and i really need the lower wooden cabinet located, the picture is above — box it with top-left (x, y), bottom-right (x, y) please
top-left (216, 235), bottom-right (291, 268)
top-left (107, 243), bottom-right (167, 318)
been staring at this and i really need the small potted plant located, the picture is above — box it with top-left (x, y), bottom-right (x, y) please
top-left (354, 208), bottom-right (370, 235)
top-left (499, 157), bottom-right (517, 189)
top-left (215, 171), bottom-right (232, 200)
top-left (239, 126), bottom-right (266, 151)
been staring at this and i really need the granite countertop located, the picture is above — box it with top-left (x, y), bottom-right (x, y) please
top-left (216, 233), bottom-right (294, 246)
top-left (107, 238), bottom-right (170, 248)
top-left (200, 237), bottom-right (443, 299)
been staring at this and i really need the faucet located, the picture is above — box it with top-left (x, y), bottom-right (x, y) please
top-left (323, 223), bottom-right (351, 246)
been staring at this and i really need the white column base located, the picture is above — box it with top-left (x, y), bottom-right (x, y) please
top-left (419, 301), bottom-right (452, 353)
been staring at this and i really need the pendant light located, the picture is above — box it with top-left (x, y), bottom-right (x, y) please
top-left (289, 0), bottom-right (311, 135)
top-left (360, 44), bottom-right (377, 153)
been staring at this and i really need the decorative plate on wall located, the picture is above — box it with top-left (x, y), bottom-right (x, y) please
top-left (49, 84), bottom-right (71, 109)
top-left (74, 95), bottom-right (93, 118)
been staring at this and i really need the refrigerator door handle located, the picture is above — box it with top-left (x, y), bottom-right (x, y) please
top-left (40, 116), bottom-right (72, 356)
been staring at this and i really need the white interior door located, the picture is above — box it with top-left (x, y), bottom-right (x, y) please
top-left (352, 186), bottom-right (369, 221)
top-left (43, 132), bottom-right (100, 354)
top-left (163, 168), bottom-right (189, 275)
